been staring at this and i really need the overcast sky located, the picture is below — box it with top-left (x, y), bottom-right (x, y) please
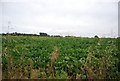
top-left (1, 0), bottom-right (119, 37)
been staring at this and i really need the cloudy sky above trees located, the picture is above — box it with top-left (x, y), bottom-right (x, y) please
top-left (1, 0), bottom-right (119, 37)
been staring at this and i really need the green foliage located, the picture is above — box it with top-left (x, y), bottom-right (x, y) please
top-left (2, 36), bottom-right (120, 79)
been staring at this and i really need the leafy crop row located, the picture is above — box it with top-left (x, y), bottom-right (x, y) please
top-left (2, 36), bottom-right (120, 79)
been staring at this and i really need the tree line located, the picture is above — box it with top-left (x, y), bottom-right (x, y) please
top-left (0, 32), bottom-right (63, 37)
top-left (0, 32), bottom-right (102, 38)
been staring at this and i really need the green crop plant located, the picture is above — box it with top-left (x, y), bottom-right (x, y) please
top-left (1, 36), bottom-right (120, 79)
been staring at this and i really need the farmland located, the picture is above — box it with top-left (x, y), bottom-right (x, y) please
top-left (1, 36), bottom-right (120, 79)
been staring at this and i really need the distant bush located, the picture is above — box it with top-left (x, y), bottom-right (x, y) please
top-left (94, 35), bottom-right (99, 38)
top-left (39, 32), bottom-right (50, 37)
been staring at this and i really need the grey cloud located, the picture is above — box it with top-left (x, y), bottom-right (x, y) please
top-left (2, 0), bottom-right (118, 37)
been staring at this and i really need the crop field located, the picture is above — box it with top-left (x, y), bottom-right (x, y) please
top-left (1, 36), bottom-right (120, 79)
